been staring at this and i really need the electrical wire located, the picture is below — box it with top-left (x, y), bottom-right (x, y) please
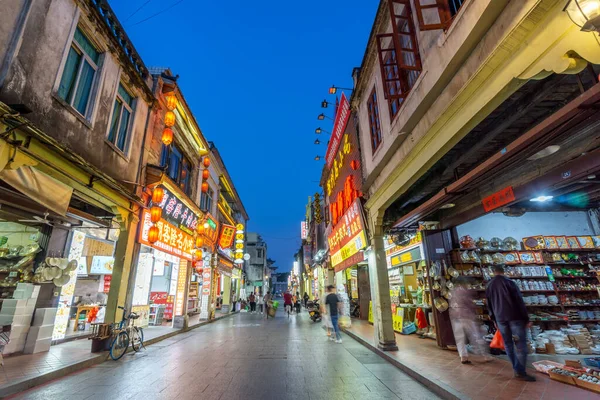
top-left (129, 0), bottom-right (186, 27)
top-left (124, 0), bottom-right (152, 23)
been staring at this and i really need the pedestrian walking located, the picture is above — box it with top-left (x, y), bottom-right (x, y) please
top-left (257, 292), bottom-right (264, 313)
top-left (264, 292), bottom-right (272, 319)
top-left (303, 292), bottom-right (309, 308)
top-left (486, 265), bottom-right (536, 381)
top-left (449, 277), bottom-right (490, 364)
top-left (294, 291), bottom-right (301, 314)
top-left (249, 292), bottom-right (256, 313)
top-left (325, 285), bottom-right (342, 343)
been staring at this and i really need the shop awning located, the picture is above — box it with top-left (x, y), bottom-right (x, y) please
top-left (393, 81), bottom-right (600, 229)
top-left (0, 139), bottom-right (72, 216)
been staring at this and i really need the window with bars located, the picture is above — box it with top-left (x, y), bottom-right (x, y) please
top-left (367, 88), bottom-right (383, 153)
top-left (107, 83), bottom-right (135, 153)
top-left (161, 143), bottom-right (193, 195)
top-left (376, 0), bottom-right (421, 118)
top-left (57, 27), bottom-right (101, 118)
top-left (413, 0), bottom-right (466, 31)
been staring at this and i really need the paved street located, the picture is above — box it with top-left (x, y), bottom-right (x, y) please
top-left (10, 309), bottom-right (440, 400)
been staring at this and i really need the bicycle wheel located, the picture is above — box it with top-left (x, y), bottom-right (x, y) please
top-left (109, 331), bottom-right (129, 360)
top-left (130, 327), bottom-right (144, 352)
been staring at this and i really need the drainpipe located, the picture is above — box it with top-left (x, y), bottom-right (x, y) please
top-left (0, 0), bottom-right (33, 90)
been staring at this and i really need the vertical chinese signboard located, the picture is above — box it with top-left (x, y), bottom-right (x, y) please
top-left (174, 259), bottom-right (188, 317)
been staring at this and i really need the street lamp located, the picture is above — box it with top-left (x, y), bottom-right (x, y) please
top-left (314, 155), bottom-right (324, 161)
top-left (565, 0), bottom-right (600, 32)
top-left (317, 113), bottom-right (333, 121)
top-left (321, 99), bottom-right (331, 108)
top-left (314, 139), bottom-right (321, 145)
top-left (329, 85), bottom-right (354, 94)
top-left (315, 127), bottom-right (330, 134)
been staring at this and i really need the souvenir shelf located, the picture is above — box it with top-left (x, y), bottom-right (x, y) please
top-left (449, 234), bottom-right (600, 325)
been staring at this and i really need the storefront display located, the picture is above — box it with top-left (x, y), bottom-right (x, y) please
top-left (384, 232), bottom-right (432, 335)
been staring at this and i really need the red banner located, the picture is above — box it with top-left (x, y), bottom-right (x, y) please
top-left (325, 93), bottom-right (351, 168)
top-left (482, 186), bottom-right (515, 212)
top-left (150, 291), bottom-right (168, 304)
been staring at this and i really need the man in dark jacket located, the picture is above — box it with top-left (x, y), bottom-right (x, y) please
top-left (486, 265), bottom-right (535, 381)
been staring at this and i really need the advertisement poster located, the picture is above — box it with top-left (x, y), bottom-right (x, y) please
top-left (90, 256), bottom-right (114, 275)
top-left (131, 305), bottom-right (150, 328)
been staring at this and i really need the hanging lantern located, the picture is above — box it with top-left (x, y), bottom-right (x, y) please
top-left (203, 157), bottom-right (210, 168)
top-left (148, 226), bottom-right (160, 243)
top-left (196, 236), bottom-right (204, 248)
top-left (165, 94), bottom-right (178, 111)
top-left (152, 186), bottom-right (165, 204)
top-left (201, 182), bottom-right (209, 193)
top-left (195, 265), bottom-right (203, 274)
top-left (196, 224), bottom-right (205, 235)
top-left (161, 128), bottom-right (173, 145)
top-left (164, 111), bottom-right (176, 127)
top-left (150, 206), bottom-right (162, 223)
top-left (202, 169), bottom-right (209, 181)
top-left (195, 249), bottom-right (203, 260)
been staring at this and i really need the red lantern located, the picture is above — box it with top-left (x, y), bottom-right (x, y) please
top-left (202, 169), bottom-right (209, 181)
top-left (196, 224), bottom-right (204, 235)
top-left (195, 249), bottom-right (203, 260)
top-left (195, 265), bottom-right (203, 274)
top-left (161, 128), bottom-right (173, 145)
top-left (203, 157), bottom-right (210, 168)
top-left (148, 225), bottom-right (160, 243)
top-left (152, 186), bottom-right (164, 204)
top-left (201, 182), bottom-right (209, 193)
top-left (150, 206), bottom-right (162, 223)
top-left (196, 236), bottom-right (204, 248)
top-left (164, 111), bottom-right (176, 127)
top-left (165, 94), bottom-right (178, 111)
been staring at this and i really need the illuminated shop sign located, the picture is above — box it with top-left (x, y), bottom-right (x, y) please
top-left (301, 221), bottom-right (308, 239)
top-left (219, 224), bottom-right (235, 249)
top-left (152, 185), bottom-right (200, 234)
top-left (385, 232), bottom-right (422, 256)
top-left (139, 209), bottom-right (194, 261)
top-left (325, 93), bottom-right (351, 168)
top-left (328, 199), bottom-right (368, 273)
top-left (202, 213), bottom-right (219, 250)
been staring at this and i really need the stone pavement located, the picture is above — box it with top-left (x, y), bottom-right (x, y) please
top-left (345, 319), bottom-right (599, 400)
top-left (8, 308), bottom-right (439, 400)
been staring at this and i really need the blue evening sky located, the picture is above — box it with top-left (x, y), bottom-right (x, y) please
top-left (109, 0), bottom-right (375, 271)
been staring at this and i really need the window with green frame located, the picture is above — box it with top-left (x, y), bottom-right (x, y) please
top-left (107, 83), bottom-right (135, 152)
top-left (57, 27), bottom-right (100, 117)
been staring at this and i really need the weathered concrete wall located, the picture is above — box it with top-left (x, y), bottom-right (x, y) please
top-left (355, 0), bottom-right (509, 191)
top-left (0, 0), bottom-right (152, 187)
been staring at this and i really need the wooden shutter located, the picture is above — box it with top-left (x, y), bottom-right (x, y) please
top-left (376, 0), bottom-right (422, 101)
top-left (413, 0), bottom-right (451, 30)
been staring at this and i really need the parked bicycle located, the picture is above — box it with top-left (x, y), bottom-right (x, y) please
top-left (109, 306), bottom-right (144, 360)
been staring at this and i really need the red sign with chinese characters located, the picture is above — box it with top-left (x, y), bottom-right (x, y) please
top-left (139, 209), bottom-right (195, 261)
top-left (103, 275), bottom-right (111, 293)
top-left (325, 93), bottom-right (351, 168)
top-left (150, 291), bottom-right (168, 304)
top-left (219, 224), bottom-right (235, 249)
top-left (202, 213), bottom-right (220, 251)
top-left (482, 186), bottom-right (515, 212)
top-left (327, 198), bottom-right (367, 256)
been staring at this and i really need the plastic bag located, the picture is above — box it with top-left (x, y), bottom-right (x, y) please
top-left (339, 315), bottom-right (352, 329)
top-left (490, 330), bottom-right (505, 350)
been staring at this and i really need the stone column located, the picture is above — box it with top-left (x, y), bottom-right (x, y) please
top-left (367, 211), bottom-right (398, 351)
top-left (105, 208), bottom-right (139, 324)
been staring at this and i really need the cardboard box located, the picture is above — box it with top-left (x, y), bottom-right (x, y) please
top-left (565, 360), bottom-right (582, 368)
top-left (26, 298), bottom-right (37, 307)
top-left (23, 337), bottom-right (51, 354)
top-left (1, 299), bottom-right (28, 308)
top-left (2, 337), bottom-right (27, 354)
top-left (8, 324), bottom-right (30, 337)
top-left (11, 314), bottom-right (33, 326)
top-left (26, 325), bottom-right (54, 341)
top-left (31, 285), bottom-right (40, 298)
top-left (12, 289), bottom-right (26, 299)
top-left (0, 315), bottom-right (13, 325)
top-left (32, 308), bottom-right (57, 326)
top-left (16, 283), bottom-right (34, 298)
top-left (0, 306), bottom-right (28, 316)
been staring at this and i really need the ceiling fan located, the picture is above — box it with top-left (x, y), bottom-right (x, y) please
top-left (18, 212), bottom-right (53, 226)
